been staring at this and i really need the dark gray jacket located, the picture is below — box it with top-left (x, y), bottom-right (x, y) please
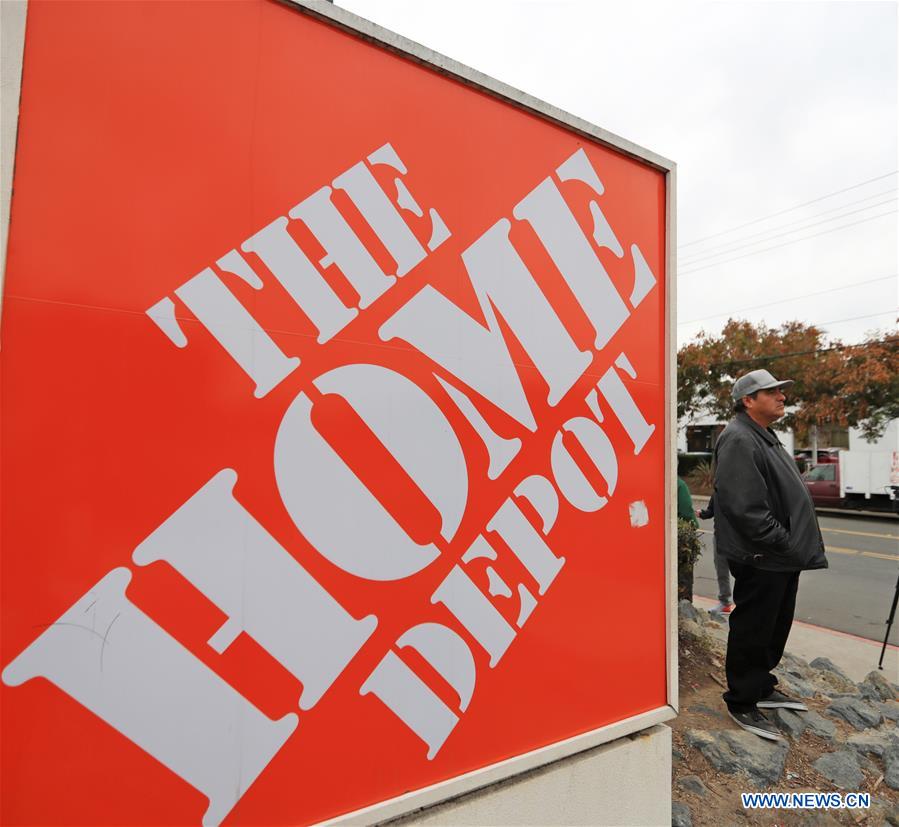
top-left (713, 412), bottom-right (827, 572)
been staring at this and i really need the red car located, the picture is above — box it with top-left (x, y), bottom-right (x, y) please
top-left (802, 462), bottom-right (841, 507)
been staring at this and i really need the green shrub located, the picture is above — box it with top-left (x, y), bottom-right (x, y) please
top-left (688, 460), bottom-right (714, 495)
top-left (677, 517), bottom-right (702, 602)
top-left (677, 452), bottom-right (712, 477)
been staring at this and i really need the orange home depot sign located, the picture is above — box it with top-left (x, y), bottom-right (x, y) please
top-left (0, 1), bottom-right (673, 824)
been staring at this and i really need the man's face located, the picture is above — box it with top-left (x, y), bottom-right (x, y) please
top-left (744, 387), bottom-right (786, 425)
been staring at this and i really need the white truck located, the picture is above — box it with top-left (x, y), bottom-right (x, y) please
top-left (803, 420), bottom-right (899, 512)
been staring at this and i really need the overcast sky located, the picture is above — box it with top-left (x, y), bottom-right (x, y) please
top-left (338, 0), bottom-right (898, 348)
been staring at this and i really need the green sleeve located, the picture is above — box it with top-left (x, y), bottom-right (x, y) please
top-left (677, 478), bottom-right (698, 525)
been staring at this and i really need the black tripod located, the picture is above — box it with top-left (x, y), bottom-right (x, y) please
top-left (879, 571), bottom-right (899, 670)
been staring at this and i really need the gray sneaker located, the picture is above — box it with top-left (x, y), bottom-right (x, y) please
top-left (728, 709), bottom-right (783, 741)
top-left (757, 690), bottom-right (808, 712)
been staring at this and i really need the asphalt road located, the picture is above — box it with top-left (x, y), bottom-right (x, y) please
top-left (693, 511), bottom-right (899, 643)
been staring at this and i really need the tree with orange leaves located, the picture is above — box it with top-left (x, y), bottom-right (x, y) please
top-left (677, 320), bottom-right (899, 443)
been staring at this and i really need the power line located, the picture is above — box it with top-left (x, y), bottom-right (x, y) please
top-left (679, 195), bottom-right (898, 266)
top-left (677, 275), bottom-right (897, 326)
top-left (678, 209), bottom-right (897, 277)
top-left (680, 198), bottom-right (897, 267)
top-left (692, 336), bottom-right (899, 369)
top-left (685, 311), bottom-right (896, 340)
top-left (678, 170), bottom-right (899, 249)
top-left (679, 188), bottom-right (898, 261)
top-left (816, 310), bottom-right (897, 328)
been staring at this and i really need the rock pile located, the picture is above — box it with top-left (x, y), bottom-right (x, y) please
top-left (674, 600), bottom-right (899, 826)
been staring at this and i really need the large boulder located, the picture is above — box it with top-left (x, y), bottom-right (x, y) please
top-left (845, 731), bottom-right (894, 759)
top-left (825, 696), bottom-right (884, 730)
top-left (869, 801), bottom-right (899, 827)
top-left (679, 618), bottom-right (709, 643)
top-left (810, 657), bottom-right (851, 681)
top-left (772, 708), bottom-right (808, 739)
top-left (885, 746), bottom-right (899, 791)
top-left (803, 710), bottom-right (837, 741)
top-left (677, 775), bottom-right (708, 797)
top-left (869, 803), bottom-right (899, 827)
top-left (671, 800), bottom-right (693, 827)
top-left (776, 673), bottom-right (819, 699)
top-left (780, 650), bottom-right (810, 672)
top-left (688, 702), bottom-right (728, 722)
top-left (859, 671), bottom-right (897, 702)
top-left (878, 700), bottom-right (899, 723)
top-left (812, 750), bottom-right (864, 790)
top-left (810, 657), bottom-right (856, 693)
top-left (678, 600), bottom-right (702, 624)
top-left (686, 729), bottom-right (788, 787)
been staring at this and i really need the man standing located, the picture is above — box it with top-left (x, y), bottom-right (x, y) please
top-left (713, 369), bottom-right (828, 740)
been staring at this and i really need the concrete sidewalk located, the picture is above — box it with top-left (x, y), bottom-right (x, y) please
top-left (693, 594), bottom-right (898, 681)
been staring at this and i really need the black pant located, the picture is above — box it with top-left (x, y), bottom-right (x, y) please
top-left (723, 560), bottom-right (800, 713)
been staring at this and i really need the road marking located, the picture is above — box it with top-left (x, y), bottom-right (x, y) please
top-left (861, 551), bottom-right (899, 561)
top-left (821, 526), bottom-right (899, 541)
top-left (699, 532), bottom-right (898, 562)
top-left (826, 545), bottom-right (858, 556)
top-left (800, 546), bottom-right (897, 561)
top-left (701, 527), bottom-right (899, 544)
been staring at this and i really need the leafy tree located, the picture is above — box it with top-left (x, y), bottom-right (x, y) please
top-left (835, 335), bottom-right (899, 440)
top-left (677, 320), bottom-right (899, 442)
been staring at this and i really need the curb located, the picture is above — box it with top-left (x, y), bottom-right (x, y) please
top-left (694, 595), bottom-right (899, 654)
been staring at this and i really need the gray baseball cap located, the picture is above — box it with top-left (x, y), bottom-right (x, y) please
top-left (731, 368), bottom-right (794, 400)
